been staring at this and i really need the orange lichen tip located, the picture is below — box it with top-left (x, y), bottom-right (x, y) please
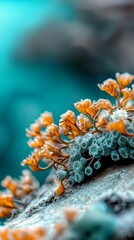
top-left (55, 182), bottom-right (65, 196)
top-left (0, 194), bottom-right (17, 209)
top-left (39, 111), bottom-right (53, 127)
top-left (0, 207), bottom-right (12, 218)
top-left (1, 170), bottom-right (39, 199)
top-left (116, 72), bottom-right (134, 89)
top-left (46, 124), bottom-right (60, 138)
top-left (98, 78), bottom-right (119, 98)
top-left (21, 152), bottom-right (42, 171)
top-left (74, 99), bottom-right (92, 114)
top-left (77, 114), bottom-right (93, 132)
top-left (59, 111), bottom-right (81, 138)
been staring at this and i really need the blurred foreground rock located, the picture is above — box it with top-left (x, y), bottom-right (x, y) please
top-left (3, 163), bottom-right (134, 238)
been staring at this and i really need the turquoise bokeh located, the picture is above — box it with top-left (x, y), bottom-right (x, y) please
top-left (0, 0), bottom-right (111, 184)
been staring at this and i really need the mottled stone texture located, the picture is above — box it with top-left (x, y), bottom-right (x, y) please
top-left (2, 163), bottom-right (134, 232)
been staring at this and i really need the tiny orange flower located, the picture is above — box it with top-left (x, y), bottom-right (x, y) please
top-left (46, 124), bottom-right (60, 138)
top-left (39, 111), bottom-right (53, 127)
top-left (60, 111), bottom-right (76, 125)
top-left (86, 103), bottom-right (100, 118)
top-left (0, 194), bottom-right (17, 209)
top-left (21, 152), bottom-right (41, 172)
top-left (97, 99), bottom-right (113, 111)
top-left (2, 170), bottom-right (39, 199)
top-left (2, 176), bottom-right (18, 197)
top-left (97, 116), bottom-right (108, 128)
top-left (116, 72), bottom-right (134, 89)
top-left (59, 111), bottom-right (81, 138)
top-left (77, 114), bottom-right (93, 132)
top-left (74, 99), bottom-right (92, 114)
top-left (59, 122), bottom-right (80, 139)
top-left (28, 136), bottom-right (44, 148)
top-left (121, 88), bottom-right (133, 100)
top-left (121, 88), bottom-right (133, 107)
top-left (98, 79), bottom-right (119, 98)
top-left (26, 123), bottom-right (40, 138)
top-left (0, 207), bottom-right (12, 218)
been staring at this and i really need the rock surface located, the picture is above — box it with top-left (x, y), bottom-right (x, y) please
top-left (2, 163), bottom-right (134, 232)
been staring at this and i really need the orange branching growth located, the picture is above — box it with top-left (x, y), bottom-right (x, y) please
top-left (98, 73), bottom-right (134, 108)
top-left (59, 110), bottom-right (92, 138)
top-left (0, 194), bottom-right (17, 209)
top-left (0, 194), bottom-right (17, 218)
top-left (76, 114), bottom-right (93, 132)
top-left (98, 79), bottom-right (120, 98)
top-left (21, 152), bottom-right (43, 171)
top-left (0, 170), bottom-right (39, 218)
top-left (21, 73), bottom-right (134, 195)
top-left (2, 170), bottom-right (39, 198)
top-left (0, 207), bottom-right (12, 218)
top-left (0, 227), bottom-right (46, 240)
top-left (116, 73), bottom-right (134, 89)
top-left (55, 182), bottom-right (65, 196)
top-left (74, 99), bottom-right (91, 114)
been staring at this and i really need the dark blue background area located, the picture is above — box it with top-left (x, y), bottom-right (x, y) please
top-left (0, 0), bottom-right (113, 185)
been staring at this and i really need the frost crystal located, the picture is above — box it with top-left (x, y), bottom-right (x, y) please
top-left (111, 109), bottom-right (128, 121)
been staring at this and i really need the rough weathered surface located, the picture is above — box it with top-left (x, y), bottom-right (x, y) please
top-left (2, 163), bottom-right (134, 231)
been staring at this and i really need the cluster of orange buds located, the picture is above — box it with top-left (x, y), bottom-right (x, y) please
top-left (0, 227), bottom-right (46, 240)
top-left (74, 98), bottom-right (114, 132)
top-left (97, 73), bottom-right (134, 135)
top-left (0, 170), bottom-right (39, 218)
top-left (22, 112), bottom-right (73, 195)
top-left (0, 194), bottom-right (17, 218)
top-left (2, 170), bottom-right (39, 198)
top-left (74, 73), bottom-right (134, 135)
top-left (98, 73), bottom-right (134, 108)
top-left (59, 110), bottom-right (93, 139)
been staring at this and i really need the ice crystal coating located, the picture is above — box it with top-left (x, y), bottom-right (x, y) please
top-left (111, 109), bottom-right (128, 121)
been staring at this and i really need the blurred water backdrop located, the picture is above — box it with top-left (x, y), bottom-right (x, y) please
top-left (0, 0), bottom-right (133, 185)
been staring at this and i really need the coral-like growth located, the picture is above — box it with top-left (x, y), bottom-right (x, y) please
top-left (0, 194), bottom-right (17, 218)
top-left (20, 73), bottom-right (134, 195)
top-left (0, 170), bottom-right (39, 218)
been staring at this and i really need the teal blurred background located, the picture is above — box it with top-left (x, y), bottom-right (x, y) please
top-left (0, 0), bottom-right (133, 185)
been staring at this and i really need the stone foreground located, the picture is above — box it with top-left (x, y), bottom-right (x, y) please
top-left (3, 163), bottom-right (134, 233)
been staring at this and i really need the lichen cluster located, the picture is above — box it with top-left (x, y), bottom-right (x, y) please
top-left (0, 170), bottom-right (39, 218)
top-left (21, 72), bottom-right (134, 195)
top-left (0, 73), bottom-right (134, 224)
top-left (66, 130), bottom-right (134, 187)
